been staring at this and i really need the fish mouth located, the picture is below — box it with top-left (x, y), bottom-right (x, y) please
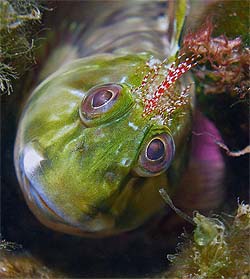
top-left (16, 143), bottom-right (117, 236)
top-left (21, 172), bottom-right (74, 228)
top-left (29, 184), bottom-right (65, 223)
top-left (21, 175), bottom-right (117, 236)
top-left (16, 143), bottom-right (80, 230)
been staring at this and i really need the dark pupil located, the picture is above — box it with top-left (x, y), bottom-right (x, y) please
top-left (147, 139), bottom-right (165, 161)
top-left (92, 90), bottom-right (113, 108)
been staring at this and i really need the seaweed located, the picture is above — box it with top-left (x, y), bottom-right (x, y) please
top-left (180, 19), bottom-right (250, 99)
top-left (161, 202), bottom-right (250, 279)
top-left (0, 249), bottom-right (60, 278)
top-left (0, 0), bottom-right (43, 95)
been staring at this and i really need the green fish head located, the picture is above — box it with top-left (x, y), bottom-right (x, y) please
top-left (15, 52), bottom-right (191, 237)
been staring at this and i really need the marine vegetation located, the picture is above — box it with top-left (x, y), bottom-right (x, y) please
top-left (0, 0), bottom-right (43, 95)
top-left (160, 200), bottom-right (250, 279)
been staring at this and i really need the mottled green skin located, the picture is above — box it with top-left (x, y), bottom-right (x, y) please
top-left (15, 52), bottom-right (192, 236)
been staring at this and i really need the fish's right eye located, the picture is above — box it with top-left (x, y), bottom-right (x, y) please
top-left (133, 132), bottom-right (175, 177)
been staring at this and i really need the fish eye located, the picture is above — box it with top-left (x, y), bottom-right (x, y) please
top-left (91, 88), bottom-right (114, 108)
top-left (146, 138), bottom-right (165, 161)
top-left (133, 133), bottom-right (175, 177)
top-left (80, 84), bottom-right (122, 122)
top-left (79, 83), bottom-right (134, 127)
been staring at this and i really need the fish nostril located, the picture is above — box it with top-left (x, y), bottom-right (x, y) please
top-left (104, 171), bottom-right (117, 184)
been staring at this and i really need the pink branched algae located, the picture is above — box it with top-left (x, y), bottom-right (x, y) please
top-left (134, 18), bottom-right (250, 123)
top-left (180, 19), bottom-right (250, 97)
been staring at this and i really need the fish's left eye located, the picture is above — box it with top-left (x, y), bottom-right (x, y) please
top-left (80, 84), bottom-right (121, 120)
top-left (79, 83), bottom-right (133, 127)
top-left (91, 88), bottom-right (114, 108)
top-left (133, 133), bottom-right (175, 177)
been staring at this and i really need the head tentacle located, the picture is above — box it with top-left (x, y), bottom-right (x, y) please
top-left (134, 54), bottom-right (198, 122)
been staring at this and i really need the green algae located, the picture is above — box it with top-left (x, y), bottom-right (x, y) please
top-left (0, 0), bottom-right (42, 95)
top-left (162, 203), bottom-right (250, 279)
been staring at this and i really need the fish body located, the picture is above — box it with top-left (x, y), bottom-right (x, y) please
top-left (14, 0), bottom-right (194, 237)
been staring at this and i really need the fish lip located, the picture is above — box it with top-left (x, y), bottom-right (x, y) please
top-left (28, 184), bottom-right (116, 236)
top-left (27, 183), bottom-right (95, 232)
top-left (16, 144), bottom-right (117, 235)
top-left (26, 178), bottom-right (108, 233)
top-left (28, 184), bottom-right (66, 223)
top-left (17, 143), bottom-right (71, 225)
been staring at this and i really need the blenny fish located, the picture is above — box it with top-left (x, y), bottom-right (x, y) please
top-left (13, 0), bottom-right (224, 238)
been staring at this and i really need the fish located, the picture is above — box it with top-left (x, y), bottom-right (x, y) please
top-left (14, 0), bottom-right (224, 237)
